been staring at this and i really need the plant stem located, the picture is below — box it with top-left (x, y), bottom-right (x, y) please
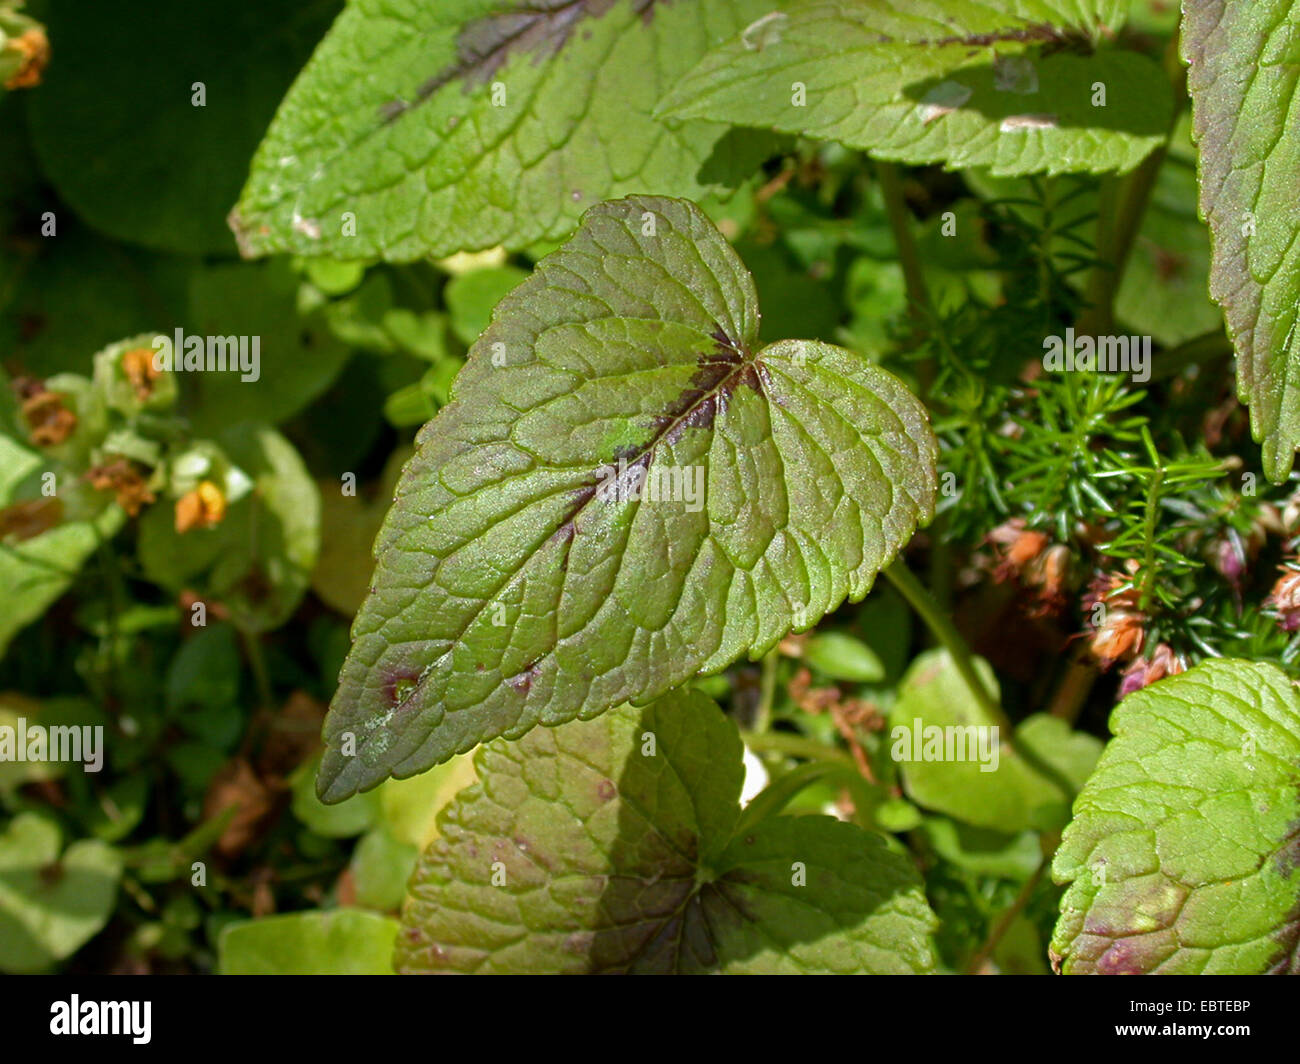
top-left (736, 760), bottom-right (857, 833)
top-left (753, 647), bottom-right (779, 734)
top-left (1076, 31), bottom-right (1187, 338)
top-left (743, 730), bottom-right (855, 767)
top-left (1150, 330), bottom-right (1233, 381)
top-left (884, 558), bottom-right (1007, 730)
top-left (240, 628), bottom-right (275, 712)
top-left (95, 534), bottom-right (126, 701)
top-left (1046, 646), bottom-right (1098, 724)
top-left (885, 558), bottom-right (1079, 798)
top-left (876, 160), bottom-right (935, 396)
top-left (963, 858), bottom-right (1047, 974)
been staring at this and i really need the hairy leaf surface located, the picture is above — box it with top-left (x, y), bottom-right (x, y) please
top-left (319, 196), bottom-right (936, 800)
top-left (1183, 0), bottom-right (1300, 480)
top-left (659, 0), bottom-right (1170, 177)
top-left (398, 690), bottom-right (937, 973)
top-left (1052, 660), bottom-right (1300, 974)
top-left (231, 0), bottom-right (783, 260)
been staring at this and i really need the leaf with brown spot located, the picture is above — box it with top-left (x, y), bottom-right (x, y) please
top-left (319, 196), bottom-right (936, 801)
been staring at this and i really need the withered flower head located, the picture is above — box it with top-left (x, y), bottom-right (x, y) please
top-left (1118, 643), bottom-right (1186, 697)
top-left (14, 378), bottom-right (76, 447)
top-left (85, 458), bottom-right (155, 518)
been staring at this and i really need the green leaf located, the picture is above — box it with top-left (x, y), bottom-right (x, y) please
top-left (444, 266), bottom-right (529, 345)
top-left (312, 445), bottom-right (411, 617)
top-left (350, 827), bottom-right (419, 911)
top-left (803, 630), bottom-right (886, 684)
top-left (659, 1), bottom-right (1170, 177)
top-left (183, 260), bottom-right (350, 435)
top-left (889, 649), bottom-right (1101, 833)
top-left (290, 753), bottom-right (380, 838)
top-left (1183, 0), bottom-right (1300, 480)
top-left (319, 195), bottom-right (936, 800)
top-left (230, 0), bottom-right (785, 260)
top-left (218, 910), bottom-right (399, 974)
top-left (26, 0), bottom-right (342, 255)
top-left (398, 690), bottom-right (936, 973)
top-left (1052, 659), bottom-right (1300, 974)
top-left (0, 431), bottom-right (125, 656)
top-left (0, 223), bottom-right (193, 378)
top-left (0, 813), bottom-right (123, 973)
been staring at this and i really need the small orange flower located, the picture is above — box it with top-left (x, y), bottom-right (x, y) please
top-left (121, 347), bottom-right (162, 402)
top-left (174, 480), bottom-right (226, 533)
top-left (989, 518), bottom-right (1049, 581)
top-left (3, 27), bottom-right (49, 90)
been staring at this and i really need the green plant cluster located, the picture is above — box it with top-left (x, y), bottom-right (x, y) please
top-left (1, 0), bottom-right (1298, 975)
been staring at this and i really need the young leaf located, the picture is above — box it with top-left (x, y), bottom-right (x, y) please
top-left (889, 649), bottom-right (1101, 833)
top-left (1052, 660), bottom-right (1300, 974)
top-left (1183, 1), bottom-right (1300, 481)
top-left (659, 0), bottom-right (1171, 177)
top-left (319, 195), bottom-right (937, 801)
top-left (218, 910), bottom-right (399, 975)
top-left (0, 814), bottom-right (123, 974)
top-left (398, 689), bottom-right (937, 973)
top-left (230, 0), bottom-right (784, 261)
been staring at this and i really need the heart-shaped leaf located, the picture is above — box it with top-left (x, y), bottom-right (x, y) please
top-left (1183, 0), bottom-right (1300, 480)
top-left (1052, 660), bottom-right (1300, 974)
top-left (0, 813), bottom-right (123, 973)
top-left (398, 689), bottom-right (937, 973)
top-left (890, 649), bottom-right (1101, 833)
top-left (319, 195), bottom-right (936, 800)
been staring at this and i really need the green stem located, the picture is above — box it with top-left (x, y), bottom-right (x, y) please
top-left (736, 760), bottom-right (858, 834)
top-left (963, 858), bottom-right (1047, 974)
top-left (743, 731), bottom-right (855, 767)
top-left (876, 160), bottom-right (935, 396)
top-left (95, 534), bottom-right (126, 701)
top-left (1150, 330), bottom-right (1233, 381)
top-left (753, 647), bottom-right (779, 734)
top-left (886, 558), bottom-right (1079, 799)
top-left (884, 558), bottom-right (1007, 730)
top-left (1138, 466), bottom-right (1166, 615)
top-left (240, 628), bottom-right (275, 712)
top-left (1077, 32), bottom-right (1187, 337)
